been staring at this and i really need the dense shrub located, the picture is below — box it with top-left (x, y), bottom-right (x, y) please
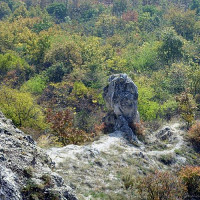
top-left (0, 52), bottom-right (32, 85)
top-left (176, 92), bottom-right (197, 128)
top-left (44, 41), bottom-right (82, 73)
top-left (21, 75), bottom-right (47, 95)
top-left (167, 63), bottom-right (188, 94)
top-left (130, 122), bottom-right (145, 141)
top-left (112, 0), bottom-right (128, 16)
top-left (136, 170), bottom-right (186, 200)
top-left (166, 8), bottom-right (197, 40)
top-left (46, 3), bottom-right (67, 22)
top-left (0, 2), bottom-right (11, 19)
top-left (0, 86), bottom-right (46, 129)
top-left (45, 63), bottom-right (65, 83)
top-left (136, 82), bottom-right (160, 121)
top-left (73, 82), bottom-right (88, 98)
top-left (131, 41), bottom-right (160, 72)
top-left (46, 109), bottom-right (96, 145)
top-left (179, 166), bottom-right (200, 197)
top-left (160, 98), bottom-right (178, 120)
top-left (188, 122), bottom-right (200, 148)
top-left (158, 27), bottom-right (184, 65)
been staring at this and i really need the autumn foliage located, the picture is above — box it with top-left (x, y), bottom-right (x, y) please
top-left (46, 109), bottom-right (96, 145)
top-left (136, 170), bottom-right (186, 200)
top-left (130, 122), bottom-right (145, 141)
top-left (122, 10), bottom-right (138, 22)
top-left (188, 122), bottom-right (200, 148)
top-left (179, 166), bottom-right (200, 197)
top-left (0, 0), bottom-right (199, 144)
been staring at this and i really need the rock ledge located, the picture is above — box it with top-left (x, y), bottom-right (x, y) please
top-left (0, 111), bottom-right (77, 200)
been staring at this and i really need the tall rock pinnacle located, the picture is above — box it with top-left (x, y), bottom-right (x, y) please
top-left (103, 74), bottom-right (140, 143)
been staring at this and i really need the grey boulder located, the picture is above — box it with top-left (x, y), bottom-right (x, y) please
top-left (103, 74), bottom-right (140, 144)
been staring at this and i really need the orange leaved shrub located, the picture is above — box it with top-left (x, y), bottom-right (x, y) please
top-left (130, 122), bottom-right (145, 141)
top-left (188, 122), bottom-right (200, 148)
top-left (179, 166), bottom-right (200, 197)
top-left (46, 109), bottom-right (95, 145)
top-left (136, 170), bottom-right (186, 200)
top-left (94, 122), bottom-right (106, 134)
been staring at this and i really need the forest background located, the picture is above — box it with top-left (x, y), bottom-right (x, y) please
top-left (0, 0), bottom-right (199, 145)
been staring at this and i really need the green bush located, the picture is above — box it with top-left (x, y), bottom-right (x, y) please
top-left (44, 41), bottom-right (82, 73)
top-left (158, 27), bottom-right (184, 64)
top-left (0, 52), bottom-right (32, 79)
top-left (0, 86), bottom-right (46, 129)
top-left (112, 0), bottom-right (127, 16)
top-left (21, 75), bottom-right (47, 95)
top-left (136, 81), bottom-right (160, 121)
top-left (73, 82), bottom-right (88, 98)
top-left (160, 98), bottom-right (178, 120)
top-left (131, 41), bottom-right (161, 72)
top-left (46, 3), bottom-right (67, 22)
top-left (0, 2), bottom-right (11, 19)
top-left (45, 63), bottom-right (65, 83)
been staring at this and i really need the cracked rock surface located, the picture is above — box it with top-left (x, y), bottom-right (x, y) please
top-left (0, 111), bottom-right (77, 200)
top-left (103, 74), bottom-right (140, 142)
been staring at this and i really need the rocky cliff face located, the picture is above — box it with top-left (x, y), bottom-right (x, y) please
top-left (0, 112), bottom-right (77, 200)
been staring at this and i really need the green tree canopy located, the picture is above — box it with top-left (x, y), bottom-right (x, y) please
top-left (158, 27), bottom-right (184, 65)
top-left (0, 86), bottom-right (46, 129)
top-left (46, 3), bottom-right (67, 22)
top-left (0, 2), bottom-right (11, 19)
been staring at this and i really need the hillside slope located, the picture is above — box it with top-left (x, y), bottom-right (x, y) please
top-left (47, 122), bottom-right (200, 199)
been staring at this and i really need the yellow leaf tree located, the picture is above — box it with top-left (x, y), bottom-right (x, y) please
top-left (0, 86), bottom-right (46, 129)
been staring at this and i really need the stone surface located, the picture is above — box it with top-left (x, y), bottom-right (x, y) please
top-left (0, 111), bottom-right (77, 200)
top-left (156, 127), bottom-right (174, 141)
top-left (103, 74), bottom-right (140, 143)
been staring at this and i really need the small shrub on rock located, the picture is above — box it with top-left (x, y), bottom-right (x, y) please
top-left (22, 179), bottom-right (60, 200)
top-left (130, 122), bottom-right (145, 141)
top-left (41, 174), bottom-right (52, 186)
top-left (136, 170), bottom-right (186, 200)
top-left (23, 166), bottom-right (34, 178)
top-left (158, 154), bottom-right (176, 165)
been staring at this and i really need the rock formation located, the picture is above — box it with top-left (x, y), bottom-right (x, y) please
top-left (103, 74), bottom-right (140, 143)
top-left (0, 111), bottom-right (77, 200)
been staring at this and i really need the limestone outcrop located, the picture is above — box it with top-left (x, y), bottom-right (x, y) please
top-left (0, 111), bottom-right (77, 200)
top-left (103, 74), bottom-right (140, 143)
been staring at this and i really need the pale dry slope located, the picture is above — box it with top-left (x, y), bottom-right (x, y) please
top-left (47, 122), bottom-right (189, 199)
